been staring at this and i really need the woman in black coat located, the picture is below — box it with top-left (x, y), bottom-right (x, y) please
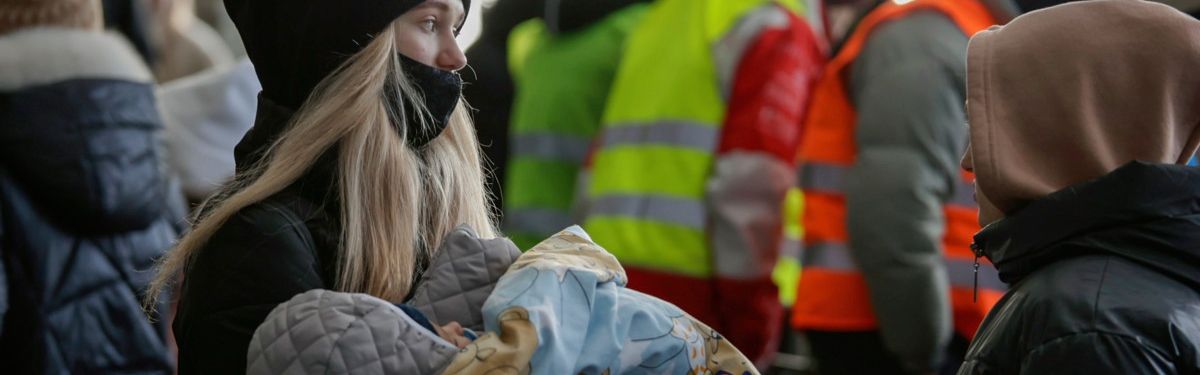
top-left (144, 0), bottom-right (501, 373)
top-left (958, 1), bottom-right (1200, 373)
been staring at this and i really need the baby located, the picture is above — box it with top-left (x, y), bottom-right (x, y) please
top-left (442, 227), bottom-right (760, 375)
top-left (395, 304), bottom-right (474, 349)
top-left (247, 227), bottom-right (759, 375)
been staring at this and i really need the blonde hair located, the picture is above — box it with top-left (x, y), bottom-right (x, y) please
top-left (0, 0), bottom-right (102, 35)
top-left (145, 23), bottom-right (497, 309)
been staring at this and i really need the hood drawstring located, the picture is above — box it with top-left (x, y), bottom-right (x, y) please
top-left (971, 241), bottom-right (984, 303)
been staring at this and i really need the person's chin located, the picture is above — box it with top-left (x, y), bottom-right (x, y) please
top-left (975, 188), bottom-right (1005, 227)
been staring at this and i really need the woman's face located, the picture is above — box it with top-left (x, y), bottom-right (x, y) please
top-left (960, 142), bottom-right (1005, 226)
top-left (393, 0), bottom-right (468, 71)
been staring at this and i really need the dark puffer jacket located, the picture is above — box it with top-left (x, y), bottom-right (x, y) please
top-left (0, 28), bottom-right (184, 374)
top-left (959, 162), bottom-right (1200, 374)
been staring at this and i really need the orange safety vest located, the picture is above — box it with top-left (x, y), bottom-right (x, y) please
top-left (791, 0), bottom-right (1004, 339)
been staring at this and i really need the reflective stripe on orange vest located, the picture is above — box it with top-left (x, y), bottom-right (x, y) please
top-left (790, 0), bottom-right (1004, 339)
top-left (802, 242), bottom-right (1006, 290)
top-left (800, 163), bottom-right (978, 208)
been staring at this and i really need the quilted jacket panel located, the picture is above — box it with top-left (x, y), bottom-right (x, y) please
top-left (407, 225), bottom-right (522, 331)
top-left (247, 290), bottom-right (460, 375)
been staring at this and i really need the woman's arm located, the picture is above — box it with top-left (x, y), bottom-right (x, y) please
top-left (173, 201), bottom-right (326, 374)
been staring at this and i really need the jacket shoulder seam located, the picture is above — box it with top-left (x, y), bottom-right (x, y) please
top-left (1024, 330), bottom-right (1173, 362)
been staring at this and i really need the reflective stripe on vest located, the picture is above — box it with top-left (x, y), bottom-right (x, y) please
top-left (802, 242), bottom-right (1006, 290)
top-left (505, 208), bottom-right (575, 243)
top-left (601, 121), bottom-right (721, 152)
top-left (588, 194), bottom-right (707, 230)
top-left (774, 187), bottom-right (805, 307)
top-left (799, 163), bottom-right (978, 208)
top-left (585, 0), bottom-right (803, 276)
top-left (512, 133), bottom-right (591, 164)
top-left (791, 0), bottom-right (1002, 338)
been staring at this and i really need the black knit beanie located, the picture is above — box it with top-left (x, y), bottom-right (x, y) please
top-left (224, 0), bottom-right (471, 110)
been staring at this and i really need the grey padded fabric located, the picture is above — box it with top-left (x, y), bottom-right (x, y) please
top-left (407, 225), bottom-right (522, 331)
top-left (246, 290), bottom-right (460, 375)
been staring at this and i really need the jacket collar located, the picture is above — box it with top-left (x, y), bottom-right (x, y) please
top-left (235, 94), bottom-right (295, 172)
top-left (975, 161), bottom-right (1200, 287)
top-left (234, 94), bottom-right (340, 212)
top-left (0, 27), bottom-right (151, 91)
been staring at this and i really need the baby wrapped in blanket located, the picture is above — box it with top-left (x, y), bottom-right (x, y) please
top-left (247, 226), bottom-right (757, 375)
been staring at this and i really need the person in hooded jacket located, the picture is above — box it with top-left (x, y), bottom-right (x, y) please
top-left (143, 0), bottom-right (502, 373)
top-left (958, 1), bottom-right (1200, 373)
top-left (0, 0), bottom-right (184, 373)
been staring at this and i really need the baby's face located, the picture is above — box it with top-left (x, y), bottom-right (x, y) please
top-left (435, 321), bottom-right (471, 349)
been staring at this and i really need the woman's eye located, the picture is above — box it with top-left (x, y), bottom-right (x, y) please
top-left (423, 19), bottom-right (436, 32)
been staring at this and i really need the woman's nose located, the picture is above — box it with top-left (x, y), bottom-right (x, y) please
top-left (437, 43), bottom-right (468, 72)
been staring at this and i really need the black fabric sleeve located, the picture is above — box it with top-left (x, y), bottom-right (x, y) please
top-left (173, 202), bottom-right (326, 375)
top-left (1020, 332), bottom-right (1177, 375)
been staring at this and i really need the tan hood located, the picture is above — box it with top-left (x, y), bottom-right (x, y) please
top-left (966, 0), bottom-right (1200, 218)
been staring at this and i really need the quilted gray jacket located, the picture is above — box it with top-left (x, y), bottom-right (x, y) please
top-left (247, 226), bottom-right (521, 374)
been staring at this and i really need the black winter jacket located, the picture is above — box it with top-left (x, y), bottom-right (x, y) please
top-left (174, 96), bottom-right (440, 374)
top-left (959, 162), bottom-right (1200, 374)
top-left (0, 28), bottom-right (183, 374)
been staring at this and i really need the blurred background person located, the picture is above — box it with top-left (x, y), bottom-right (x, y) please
top-left (462, 0), bottom-right (541, 215)
top-left (100, 0), bottom-right (234, 84)
top-left (959, 1), bottom-right (1200, 372)
top-left (788, 0), bottom-right (1030, 374)
top-left (134, 0), bottom-right (259, 205)
top-left (145, 0), bottom-right (233, 83)
top-left (578, 0), bottom-right (827, 368)
top-left (0, 0), bottom-right (184, 372)
top-left (194, 0), bottom-right (245, 57)
top-left (102, 0), bottom-right (157, 65)
top-left (502, 0), bottom-right (651, 249)
top-left (159, 58), bottom-right (261, 204)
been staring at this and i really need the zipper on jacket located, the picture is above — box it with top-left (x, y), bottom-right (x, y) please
top-left (970, 242), bottom-right (983, 303)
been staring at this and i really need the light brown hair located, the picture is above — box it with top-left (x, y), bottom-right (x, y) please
top-left (145, 22), bottom-right (497, 310)
top-left (0, 0), bottom-right (102, 35)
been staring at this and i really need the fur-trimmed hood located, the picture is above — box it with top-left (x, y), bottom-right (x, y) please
top-left (0, 27), bottom-right (152, 89)
top-left (0, 27), bottom-right (175, 233)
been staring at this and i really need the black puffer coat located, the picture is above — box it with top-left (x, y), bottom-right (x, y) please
top-left (959, 162), bottom-right (1200, 374)
top-left (0, 28), bottom-right (184, 374)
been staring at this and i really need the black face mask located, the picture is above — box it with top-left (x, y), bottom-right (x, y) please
top-left (389, 54), bottom-right (463, 149)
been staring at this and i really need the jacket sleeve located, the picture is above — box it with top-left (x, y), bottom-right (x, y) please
top-left (0, 208), bottom-right (6, 336)
top-left (1020, 332), bottom-right (1177, 374)
top-left (174, 203), bottom-right (327, 375)
top-left (406, 225), bottom-right (522, 332)
top-left (707, 4), bottom-right (825, 365)
top-left (843, 12), bottom-right (970, 373)
top-left (246, 290), bottom-right (460, 375)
